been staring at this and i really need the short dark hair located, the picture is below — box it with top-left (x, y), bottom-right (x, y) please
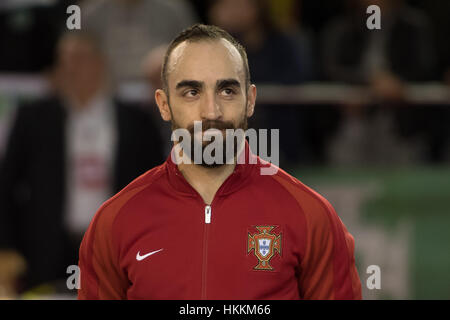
top-left (161, 24), bottom-right (250, 93)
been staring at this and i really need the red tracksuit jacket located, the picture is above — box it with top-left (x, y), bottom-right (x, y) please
top-left (78, 142), bottom-right (362, 299)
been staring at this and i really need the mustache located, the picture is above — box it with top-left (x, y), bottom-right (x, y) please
top-left (186, 120), bottom-right (236, 134)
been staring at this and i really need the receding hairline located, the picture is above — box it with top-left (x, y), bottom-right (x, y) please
top-left (161, 25), bottom-right (251, 93)
top-left (165, 38), bottom-right (246, 83)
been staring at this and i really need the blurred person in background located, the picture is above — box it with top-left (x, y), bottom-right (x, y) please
top-left (0, 31), bottom-right (163, 296)
top-left (207, 0), bottom-right (315, 168)
top-left (207, 0), bottom-right (314, 84)
top-left (321, 0), bottom-right (437, 165)
top-left (322, 0), bottom-right (435, 88)
top-left (80, 0), bottom-right (198, 84)
top-left (265, 0), bottom-right (316, 79)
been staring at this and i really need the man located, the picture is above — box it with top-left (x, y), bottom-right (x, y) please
top-left (78, 24), bottom-right (361, 300)
top-left (0, 31), bottom-right (163, 294)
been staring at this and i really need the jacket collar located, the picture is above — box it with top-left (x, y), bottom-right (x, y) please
top-left (165, 140), bottom-right (259, 198)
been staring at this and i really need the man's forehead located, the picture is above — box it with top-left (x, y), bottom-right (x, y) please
top-left (167, 38), bottom-right (245, 85)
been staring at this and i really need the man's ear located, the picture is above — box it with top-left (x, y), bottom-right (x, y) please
top-left (155, 89), bottom-right (172, 121)
top-left (246, 84), bottom-right (257, 118)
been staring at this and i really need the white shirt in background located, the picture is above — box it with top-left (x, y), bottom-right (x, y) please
top-left (64, 94), bottom-right (117, 235)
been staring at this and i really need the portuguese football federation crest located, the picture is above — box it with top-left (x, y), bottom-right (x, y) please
top-left (247, 226), bottom-right (282, 270)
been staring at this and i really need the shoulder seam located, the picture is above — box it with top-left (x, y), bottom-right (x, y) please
top-left (98, 165), bottom-right (165, 214)
top-left (271, 171), bottom-right (335, 215)
top-left (272, 172), bottom-right (356, 299)
top-left (266, 173), bottom-right (310, 273)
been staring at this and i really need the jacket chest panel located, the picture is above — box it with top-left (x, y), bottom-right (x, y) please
top-left (121, 196), bottom-right (300, 299)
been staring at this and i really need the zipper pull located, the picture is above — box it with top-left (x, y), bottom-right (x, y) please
top-left (205, 205), bottom-right (211, 224)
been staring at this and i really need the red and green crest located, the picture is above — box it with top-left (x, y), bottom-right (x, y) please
top-left (247, 226), bottom-right (282, 270)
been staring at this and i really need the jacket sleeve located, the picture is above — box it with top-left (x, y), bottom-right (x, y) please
top-left (77, 202), bottom-right (129, 300)
top-left (298, 199), bottom-right (362, 300)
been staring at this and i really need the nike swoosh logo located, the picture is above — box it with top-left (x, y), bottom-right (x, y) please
top-left (136, 248), bottom-right (164, 261)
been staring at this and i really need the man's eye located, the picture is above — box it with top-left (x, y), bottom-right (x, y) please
top-left (220, 88), bottom-right (235, 96)
top-left (184, 90), bottom-right (198, 97)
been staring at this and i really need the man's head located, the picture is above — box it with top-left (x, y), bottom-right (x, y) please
top-left (160, 24), bottom-right (251, 94)
top-left (155, 24), bottom-right (257, 167)
top-left (207, 0), bottom-right (272, 36)
top-left (54, 31), bottom-right (106, 108)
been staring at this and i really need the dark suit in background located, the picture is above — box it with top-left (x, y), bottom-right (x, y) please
top-left (0, 95), bottom-right (164, 291)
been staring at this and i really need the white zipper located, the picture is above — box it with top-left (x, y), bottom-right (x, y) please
top-left (205, 205), bottom-right (211, 224)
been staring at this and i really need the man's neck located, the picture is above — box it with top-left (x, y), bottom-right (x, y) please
top-left (177, 161), bottom-right (236, 205)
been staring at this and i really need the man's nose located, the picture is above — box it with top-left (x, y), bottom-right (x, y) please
top-left (200, 92), bottom-right (223, 120)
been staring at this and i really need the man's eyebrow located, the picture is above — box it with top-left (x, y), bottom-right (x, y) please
top-left (216, 79), bottom-right (241, 89)
top-left (175, 80), bottom-right (204, 90)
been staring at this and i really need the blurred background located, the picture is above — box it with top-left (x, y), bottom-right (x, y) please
top-left (0, 0), bottom-right (449, 300)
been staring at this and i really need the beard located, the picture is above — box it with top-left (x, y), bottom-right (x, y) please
top-left (171, 110), bottom-right (248, 168)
